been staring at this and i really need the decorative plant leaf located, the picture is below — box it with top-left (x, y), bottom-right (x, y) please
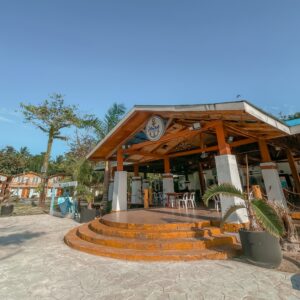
top-left (220, 204), bottom-right (246, 227)
top-left (250, 200), bottom-right (285, 238)
top-left (202, 183), bottom-right (245, 207)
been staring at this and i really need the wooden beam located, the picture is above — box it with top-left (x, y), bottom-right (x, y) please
top-left (134, 164), bottom-right (139, 176)
top-left (105, 115), bottom-right (150, 160)
top-left (117, 148), bottom-right (124, 171)
top-left (125, 121), bottom-right (220, 153)
top-left (125, 150), bottom-right (163, 159)
top-left (258, 139), bottom-right (271, 163)
top-left (164, 157), bottom-right (171, 173)
top-left (215, 121), bottom-right (231, 155)
top-left (169, 145), bottom-right (219, 158)
top-left (125, 129), bottom-right (198, 153)
top-left (287, 149), bottom-right (300, 194)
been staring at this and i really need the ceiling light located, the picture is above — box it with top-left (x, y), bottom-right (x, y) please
top-left (192, 122), bottom-right (201, 130)
top-left (227, 136), bottom-right (234, 143)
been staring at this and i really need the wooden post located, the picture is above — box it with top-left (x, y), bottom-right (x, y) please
top-left (117, 148), bottom-right (123, 171)
top-left (164, 157), bottom-right (171, 173)
top-left (252, 185), bottom-right (263, 199)
top-left (198, 163), bottom-right (206, 196)
top-left (144, 189), bottom-right (149, 208)
top-left (258, 139), bottom-right (271, 162)
top-left (287, 149), bottom-right (300, 194)
top-left (134, 164), bottom-right (139, 176)
top-left (111, 166), bottom-right (116, 179)
top-left (215, 122), bottom-right (231, 155)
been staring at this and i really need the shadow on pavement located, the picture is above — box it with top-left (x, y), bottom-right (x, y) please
top-left (0, 231), bottom-right (45, 246)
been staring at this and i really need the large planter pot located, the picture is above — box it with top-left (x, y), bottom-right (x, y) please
top-left (239, 230), bottom-right (282, 268)
top-left (1, 204), bottom-right (14, 216)
top-left (80, 207), bottom-right (97, 223)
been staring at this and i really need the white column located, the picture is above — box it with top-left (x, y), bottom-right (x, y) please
top-left (215, 154), bottom-right (249, 224)
top-left (260, 162), bottom-right (287, 208)
top-left (131, 177), bottom-right (142, 204)
top-left (142, 179), bottom-right (149, 190)
top-left (108, 179), bottom-right (114, 202)
top-left (112, 171), bottom-right (127, 211)
top-left (162, 174), bottom-right (174, 199)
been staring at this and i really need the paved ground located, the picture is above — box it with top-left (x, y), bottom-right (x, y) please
top-left (0, 215), bottom-right (300, 300)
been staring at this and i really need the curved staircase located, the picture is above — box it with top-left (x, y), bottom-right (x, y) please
top-left (64, 218), bottom-right (241, 261)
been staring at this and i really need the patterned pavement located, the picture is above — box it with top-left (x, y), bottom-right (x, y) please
top-left (0, 214), bottom-right (299, 300)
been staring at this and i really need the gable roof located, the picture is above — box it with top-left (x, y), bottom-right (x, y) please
top-left (87, 100), bottom-right (291, 162)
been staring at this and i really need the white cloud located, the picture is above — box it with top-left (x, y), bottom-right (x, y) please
top-left (0, 115), bottom-right (13, 123)
top-left (0, 107), bottom-right (21, 123)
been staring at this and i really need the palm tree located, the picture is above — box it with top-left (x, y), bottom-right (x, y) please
top-left (92, 103), bottom-right (126, 210)
top-left (202, 183), bottom-right (285, 238)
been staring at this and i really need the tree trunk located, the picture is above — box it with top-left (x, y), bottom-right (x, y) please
top-left (39, 129), bottom-right (54, 206)
top-left (101, 160), bottom-right (111, 212)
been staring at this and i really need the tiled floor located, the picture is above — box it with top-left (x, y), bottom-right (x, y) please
top-left (103, 207), bottom-right (221, 224)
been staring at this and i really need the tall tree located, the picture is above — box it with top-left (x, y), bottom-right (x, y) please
top-left (92, 103), bottom-right (126, 209)
top-left (20, 93), bottom-right (95, 205)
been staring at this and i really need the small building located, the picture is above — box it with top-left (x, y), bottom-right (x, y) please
top-left (9, 172), bottom-right (66, 199)
top-left (10, 171), bottom-right (42, 198)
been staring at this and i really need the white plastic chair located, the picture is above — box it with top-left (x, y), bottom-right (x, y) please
top-left (188, 192), bottom-right (196, 208)
top-left (169, 195), bottom-right (177, 208)
top-left (179, 193), bottom-right (189, 209)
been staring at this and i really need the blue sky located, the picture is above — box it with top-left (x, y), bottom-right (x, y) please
top-left (0, 0), bottom-right (299, 157)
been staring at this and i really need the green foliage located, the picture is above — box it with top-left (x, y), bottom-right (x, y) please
top-left (251, 200), bottom-right (285, 238)
top-left (76, 184), bottom-right (94, 203)
top-left (20, 94), bottom-right (95, 138)
top-left (92, 103), bottom-right (126, 139)
top-left (202, 183), bottom-right (245, 207)
top-left (0, 146), bottom-right (29, 174)
top-left (20, 93), bottom-right (96, 179)
top-left (220, 204), bottom-right (246, 227)
top-left (203, 183), bottom-right (285, 238)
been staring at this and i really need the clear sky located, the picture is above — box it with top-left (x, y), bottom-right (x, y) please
top-left (0, 0), bottom-right (299, 157)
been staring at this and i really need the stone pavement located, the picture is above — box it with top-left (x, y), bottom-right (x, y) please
top-left (0, 215), bottom-right (299, 300)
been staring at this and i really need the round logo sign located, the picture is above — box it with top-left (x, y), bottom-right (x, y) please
top-left (145, 116), bottom-right (165, 141)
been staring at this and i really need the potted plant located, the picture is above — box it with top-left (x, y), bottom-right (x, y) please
top-left (77, 184), bottom-right (97, 223)
top-left (203, 183), bottom-right (285, 268)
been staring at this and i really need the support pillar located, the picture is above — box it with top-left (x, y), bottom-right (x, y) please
top-left (163, 157), bottom-right (174, 199)
top-left (258, 139), bottom-right (287, 207)
top-left (287, 149), bottom-right (300, 194)
top-left (112, 171), bottom-right (127, 211)
top-left (108, 179), bottom-right (114, 201)
top-left (142, 179), bottom-right (149, 190)
top-left (198, 163), bottom-right (206, 196)
top-left (215, 154), bottom-right (249, 224)
top-left (215, 121), bottom-right (248, 227)
top-left (162, 174), bottom-right (174, 199)
top-left (260, 162), bottom-right (287, 208)
top-left (131, 177), bottom-right (142, 204)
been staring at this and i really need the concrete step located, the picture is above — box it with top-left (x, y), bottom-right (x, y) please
top-left (89, 220), bottom-right (222, 239)
top-left (77, 223), bottom-right (235, 251)
top-left (64, 227), bottom-right (237, 261)
top-left (101, 218), bottom-right (212, 230)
